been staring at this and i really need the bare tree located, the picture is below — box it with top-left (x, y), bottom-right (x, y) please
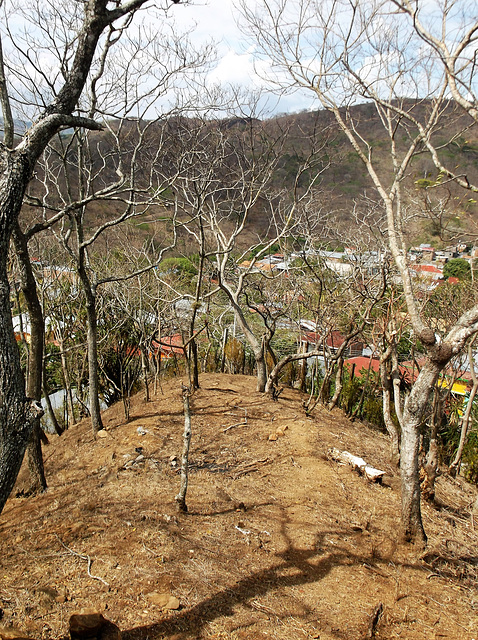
top-left (240, 0), bottom-right (478, 545)
top-left (13, 6), bottom-right (209, 434)
top-left (163, 108), bottom-right (326, 390)
top-left (0, 0), bottom-right (191, 514)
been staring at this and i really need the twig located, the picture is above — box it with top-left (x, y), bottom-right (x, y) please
top-left (366, 602), bottom-right (383, 638)
top-left (230, 457), bottom-right (270, 479)
top-left (223, 408), bottom-right (248, 432)
top-left (54, 534), bottom-right (110, 587)
top-left (223, 421), bottom-right (247, 432)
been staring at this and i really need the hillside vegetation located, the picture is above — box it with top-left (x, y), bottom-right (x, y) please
top-left (21, 100), bottom-right (478, 250)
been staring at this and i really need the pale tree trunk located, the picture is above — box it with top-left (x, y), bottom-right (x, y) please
top-left (265, 348), bottom-right (322, 396)
top-left (255, 343), bottom-right (267, 393)
top-left (421, 388), bottom-right (442, 502)
top-left (225, 290), bottom-right (268, 392)
top-left (176, 389), bottom-right (192, 512)
top-left (450, 341), bottom-right (478, 476)
top-left (78, 261), bottom-right (103, 434)
top-left (85, 295), bottom-right (104, 433)
top-left (380, 355), bottom-right (401, 466)
top-left (220, 327), bottom-right (228, 373)
top-left (328, 356), bottom-right (344, 410)
top-left (400, 362), bottom-right (443, 546)
top-left (58, 337), bottom-right (76, 427)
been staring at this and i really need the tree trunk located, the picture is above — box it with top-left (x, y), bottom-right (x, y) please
top-left (400, 361), bottom-right (442, 546)
top-left (450, 380), bottom-right (478, 475)
top-left (82, 283), bottom-right (103, 434)
top-left (218, 285), bottom-right (269, 392)
top-left (422, 388), bottom-right (443, 502)
top-left (141, 349), bottom-right (150, 402)
top-left (0, 263), bottom-right (44, 510)
top-left (87, 300), bottom-right (103, 432)
top-left (12, 222), bottom-right (47, 494)
top-left (265, 348), bottom-right (323, 396)
top-left (58, 337), bottom-right (76, 428)
top-left (300, 341), bottom-right (309, 392)
top-left (0, 156), bottom-right (45, 514)
top-left (220, 327), bottom-right (228, 373)
top-left (0, 267), bottom-right (42, 512)
top-left (255, 347), bottom-right (267, 392)
top-left (328, 356), bottom-right (344, 410)
top-left (380, 358), bottom-right (400, 466)
top-left (190, 339), bottom-right (200, 390)
top-left (176, 389), bottom-right (192, 512)
top-left (42, 368), bottom-right (63, 436)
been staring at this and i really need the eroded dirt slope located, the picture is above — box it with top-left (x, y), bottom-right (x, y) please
top-left (1, 373), bottom-right (477, 640)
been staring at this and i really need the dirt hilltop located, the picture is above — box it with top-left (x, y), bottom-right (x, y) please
top-left (1, 373), bottom-right (477, 640)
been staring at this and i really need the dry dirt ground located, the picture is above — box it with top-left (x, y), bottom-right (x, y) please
top-left (1, 373), bottom-right (477, 640)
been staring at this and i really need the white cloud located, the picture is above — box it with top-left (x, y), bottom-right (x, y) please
top-left (207, 49), bottom-right (260, 87)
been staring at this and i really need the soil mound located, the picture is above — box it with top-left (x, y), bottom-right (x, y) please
top-left (1, 374), bottom-right (476, 639)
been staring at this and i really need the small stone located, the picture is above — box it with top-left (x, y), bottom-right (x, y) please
top-left (137, 427), bottom-right (147, 436)
top-left (135, 455), bottom-right (145, 463)
top-left (145, 592), bottom-right (180, 610)
top-left (69, 612), bottom-right (104, 639)
top-left (37, 586), bottom-right (58, 600)
top-left (0, 628), bottom-right (35, 640)
top-left (268, 434), bottom-right (278, 441)
top-left (69, 612), bottom-right (121, 640)
top-left (164, 596), bottom-right (180, 610)
top-left (275, 427), bottom-right (285, 437)
top-left (97, 431), bottom-right (108, 439)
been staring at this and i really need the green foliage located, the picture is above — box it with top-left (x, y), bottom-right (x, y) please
top-left (248, 243), bottom-right (281, 259)
top-left (159, 257), bottom-right (198, 277)
top-left (463, 427), bottom-right (478, 484)
top-left (339, 367), bottom-right (386, 430)
top-left (340, 370), bottom-right (362, 414)
top-left (415, 178), bottom-right (436, 189)
top-left (44, 343), bottom-right (63, 392)
top-left (443, 258), bottom-right (471, 281)
top-left (437, 398), bottom-right (478, 485)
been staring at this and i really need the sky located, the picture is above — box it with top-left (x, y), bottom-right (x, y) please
top-left (166, 0), bottom-right (316, 115)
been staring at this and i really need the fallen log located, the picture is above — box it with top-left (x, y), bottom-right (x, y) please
top-left (328, 448), bottom-right (385, 483)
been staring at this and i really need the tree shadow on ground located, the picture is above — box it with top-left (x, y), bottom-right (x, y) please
top-left (122, 507), bottom-right (421, 640)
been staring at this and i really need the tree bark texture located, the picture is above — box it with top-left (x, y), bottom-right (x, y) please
top-left (176, 390), bottom-right (192, 512)
top-left (380, 358), bottom-right (401, 466)
top-left (0, 156), bottom-right (44, 513)
top-left (12, 222), bottom-right (47, 493)
top-left (400, 361), bottom-right (443, 546)
top-left (85, 295), bottom-right (104, 434)
top-left (328, 357), bottom-right (344, 410)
